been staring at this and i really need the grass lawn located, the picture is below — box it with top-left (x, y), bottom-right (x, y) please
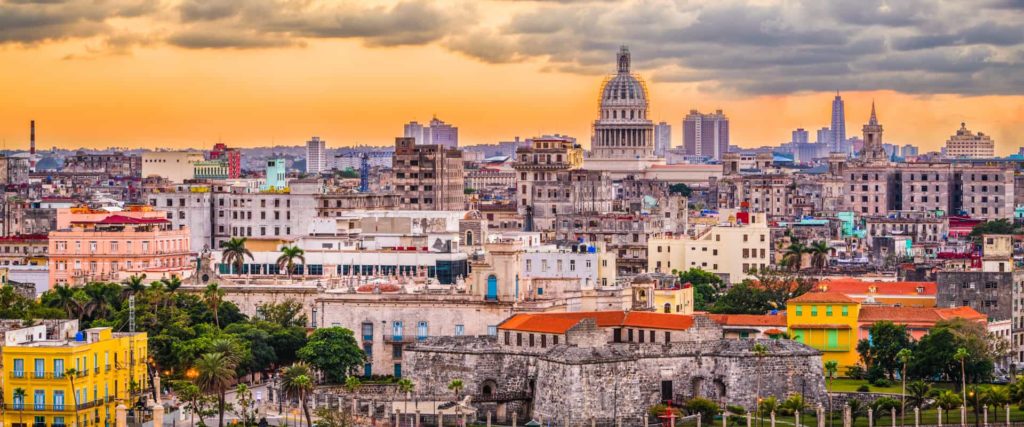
top-left (826, 379), bottom-right (957, 394)
top-left (727, 407), bottom-right (1024, 427)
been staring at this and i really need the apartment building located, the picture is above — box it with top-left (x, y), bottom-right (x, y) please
top-left (647, 213), bottom-right (771, 283)
top-left (392, 137), bottom-right (465, 211)
top-left (1, 322), bottom-right (148, 427)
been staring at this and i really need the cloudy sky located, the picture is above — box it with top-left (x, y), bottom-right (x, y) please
top-left (1, 0), bottom-right (1022, 153)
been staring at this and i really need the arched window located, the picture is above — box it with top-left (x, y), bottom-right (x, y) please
top-left (465, 230), bottom-right (474, 246)
top-left (664, 303), bottom-right (672, 313)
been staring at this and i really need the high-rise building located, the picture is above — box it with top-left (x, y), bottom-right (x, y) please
top-left (392, 137), bottom-right (465, 210)
top-left (590, 46), bottom-right (655, 160)
top-left (792, 128), bottom-right (809, 144)
top-left (683, 109), bottom-right (730, 160)
top-left (654, 121), bottom-right (671, 157)
top-left (306, 136), bottom-right (327, 174)
top-left (403, 117), bottom-right (459, 149)
top-left (831, 93), bottom-right (846, 153)
top-left (944, 122), bottom-right (995, 159)
top-left (816, 127), bottom-right (832, 146)
top-left (901, 144), bottom-right (919, 158)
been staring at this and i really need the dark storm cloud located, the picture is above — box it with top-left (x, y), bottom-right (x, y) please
top-left (168, 0), bottom-right (462, 49)
top-left (0, 0), bottom-right (156, 43)
top-left (445, 0), bottom-right (1024, 96)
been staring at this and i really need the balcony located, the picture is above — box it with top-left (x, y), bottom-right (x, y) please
top-left (384, 335), bottom-right (417, 344)
top-left (17, 372), bottom-right (68, 380)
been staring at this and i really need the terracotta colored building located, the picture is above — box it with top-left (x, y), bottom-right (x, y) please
top-left (814, 278), bottom-right (937, 307)
top-left (48, 206), bottom-right (191, 287)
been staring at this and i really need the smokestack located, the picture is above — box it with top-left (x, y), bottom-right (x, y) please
top-left (30, 120), bottom-right (35, 155)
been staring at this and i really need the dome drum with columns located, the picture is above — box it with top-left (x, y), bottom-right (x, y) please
top-left (590, 46), bottom-right (656, 160)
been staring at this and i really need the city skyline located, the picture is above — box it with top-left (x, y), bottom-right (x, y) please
top-left (1, 0), bottom-right (1023, 153)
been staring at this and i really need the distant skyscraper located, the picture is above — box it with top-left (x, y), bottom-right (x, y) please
top-left (683, 109), bottom-right (729, 160)
top-left (306, 136), bottom-right (327, 174)
top-left (901, 144), bottom-right (919, 158)
top-left (654, 122), bottom-right (671, 157)
top-left (791, 128), bottom-right (809, 144)
top-left (943, 122), bottom-right (995, 159)
top-left (830, 93), bottom-right (846, 153)
top-left (816, 127), bottom-right (832, 146)
top-left (403, 117), bottom-right (458, 148)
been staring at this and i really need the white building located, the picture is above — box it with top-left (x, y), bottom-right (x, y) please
top-left (654, 121), bottom-right (672, 157)
top-left (306, 136), bottom-right (327, 174)
top-left (403, 117), bottom-right (458, 149)
top-left (141, 151), bottom-right (205, 183)
top-left (944, 122), bottom-right (995, 159)
top-left (647, 212), bottom-right (771, 283)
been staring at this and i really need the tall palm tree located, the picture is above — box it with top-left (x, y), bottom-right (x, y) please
top-left (753, 344), bottom-right (768, 415)
top-left (204, 283), bottom-right (225, 327)
top-left (808, 241), bottom-right (832, 271)
top-left (276, 246), bottom-right (306, 279)
top-left (783, 243), bottom-right (808, 270)
top-left (221, 237), bottom-right (253, 275)
top-left (281, 363), bottom-right (314, 427)
top-left (955, 347), bottom-right (970, 406)
top-left (13, 387), bottom-right (26, 427)
top-left (122, 274), bottom-right (147, 297)
top-left (195, 352), bottom-right (237, 427)
top-left (398, 378), bottom-right (415, 397)
top-left (825, 360), bottom-right (838, 427)
top-left (897, 348), bottom-right (913, 426)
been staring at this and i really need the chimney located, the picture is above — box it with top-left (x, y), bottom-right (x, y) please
top-left (30, 120), bottom-right (35, 155)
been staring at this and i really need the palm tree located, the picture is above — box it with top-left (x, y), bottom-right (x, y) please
top-left (276, 246), bottom-right (306, 279)
top-left (13, 387), bottom-right (26, 427)
top-left (783, 242), bottom-right (807, 270)
top-left (753, 343), bottom-right (768, 414)
top-left (955, 347), bottom-right (970, 406)
top-left (195, 352), bottom-right (237, 427)
top-left (934, 390), bottom-right (963, 420)
top-left (985, 386), bottom-right (1010, 423)
top-left (897, 348), bottom-right (912, 426)
top-left (397, 378), bottom-right (415, 397)
top-left (759, 396), bottom-right (780, 419)
top-left (808, 241), bottom-right (831, 271)
top-left (122, 274), bottom-right (147, 297)
top-left (221, 237), bottom-right (253, 275)
top-left (847, 399), bottom-right (866, 426)
top-left (281, 363), bottom-right (315, 427)
top-left (204, 283), bottom-right (225, 327)
top-left (65, 368), bottom-right (80, 412)
top-left (51, 285), bottom-right (83, 320)
top-left (905, 380), bottom-right (932, 410)
top-left (162, 275), bottom-right (183, 293)
top-left (825, 360), bottom-right (838, 427)
top-left (208, 338), bottom-right (242, 366)
top-left (448, 378), bottom-right (465, 399)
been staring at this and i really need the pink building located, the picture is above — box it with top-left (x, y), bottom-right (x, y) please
top-left (48, 206), bottom-right (192, 287)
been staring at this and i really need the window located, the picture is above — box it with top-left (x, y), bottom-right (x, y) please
top-left (811, 306), bottom-right (818, 316)
top-left (13, 358), bottom-right (24, 378)
top-left (504, 331), bottom-right (511, 345)
top-left (841, 306), bottom-right (848, 316)
top-left (34, 358), bottom-right (44, 378)
top-left (34, 389), bottom-right (45, 410)
top-left (795, 306), bottom-right (802, 316)
top-left (826, 306), bottom-right (833, 316)
top-left (417, 321), bottom-right (428, 341)
top-left (392, 321), bottom-right (403, 340)
top-left (392, 345), bottom-right (402, 359)
top-left (54, 359), bottom-right (64, 378)
top-left (54, 391), bottom-right (65, 411)
top-left (361, 322), bottom-right (373, 341)
top-left (455, 324), bottom-right (465, 336)
top-left (488, 325), bottom-right (497, 336)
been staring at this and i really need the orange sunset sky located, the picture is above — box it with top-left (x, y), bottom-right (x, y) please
top-left (1, 0), bottom-right (1022, 153)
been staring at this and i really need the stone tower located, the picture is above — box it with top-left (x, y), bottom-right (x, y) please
top-left (859, 101), bottom-right (887, 164)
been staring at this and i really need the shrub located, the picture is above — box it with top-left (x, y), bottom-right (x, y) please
top-left (685, 397), bottom-right (721, 421)
top-left (758, 397), bottom-right (780, 417)
top-left (779, 394), bottom-right (807, 416)
top-left (649, 404), bottom-right (683, 419)
top-left (870, 377), bottom-right (893, 388)
top-left (845, 364), bottom-right (867, 380)
top-left (726, 404), bottom-right (747, 415)
top-left (857, 385), bottom-right (871, 393)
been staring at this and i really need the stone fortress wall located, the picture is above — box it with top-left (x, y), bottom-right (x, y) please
top-left (406, 315), bottom-right (827, 424)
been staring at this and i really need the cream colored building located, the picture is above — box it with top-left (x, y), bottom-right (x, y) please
top-left (944, 122), bottom-right (995, 159)
top-left (142, 150), bottom-right (205, 182)
top-left (647, 213), bottom-right (771, 283)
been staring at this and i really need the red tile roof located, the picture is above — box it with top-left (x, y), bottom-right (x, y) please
top-left (0, 234), bottom-right (48, 242)
top-left (790, 324), bottom-right (852, 330)
top-left (72, 215), bottom-right (170, 225)
top-left (706, 313), bottom-right (787, 327)
top-left (788, 291), bottom-right (858, 304)
top-left (816, 279), bottom-right (937, 296)
top-left (858, 305), bottom-right (986, 325)
top-left (498, 311), bottom-right (695, 334)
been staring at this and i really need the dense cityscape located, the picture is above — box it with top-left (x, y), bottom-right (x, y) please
top-left (2, 1), bottom-right (1024, 427)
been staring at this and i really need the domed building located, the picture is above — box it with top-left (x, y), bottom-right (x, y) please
top-left (590, 46), bottom-right (656, 160)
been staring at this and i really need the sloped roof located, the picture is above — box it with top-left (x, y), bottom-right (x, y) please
top-left (498, 311), bottom-right (695, 334)
top-left (788, 291), bottom-right (858, 304)
top-left (706, 313), bottom-right (787, 327)
top-left (816, 278), bottom-right (937, 296)
top-left (858, 305), bottom-right (986, 325)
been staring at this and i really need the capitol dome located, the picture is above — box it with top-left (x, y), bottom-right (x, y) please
top-left (590, 46), bottom-right (655, 160)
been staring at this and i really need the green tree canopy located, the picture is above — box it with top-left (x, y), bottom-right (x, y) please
top-left (910, 318), bottom-right (996, 384)
top-left (676, 268), bottom-right (723, 311)
top-left (856, 321), bottom-right (913, 380)
top-left (297, 327), bottom-right (366, 383)
top-left (969, 219), bottom-right (1020, 238)
top-left (669, 183), bottom-right (692, 197)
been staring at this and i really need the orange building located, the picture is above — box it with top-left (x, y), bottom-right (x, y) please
top-left (815, 278), bottom-right (937, 307)
top-left (705, 313), bottom-right (787, 339)
top-left (857, 305), bottom-right (986, 340)
top-left (48, 206), bottom-right (192, 287)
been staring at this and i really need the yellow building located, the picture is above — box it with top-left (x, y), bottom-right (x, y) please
top-left (1, 322), bottom-right (148, 427)
top-left (785, 291), bottom-right (860, 370)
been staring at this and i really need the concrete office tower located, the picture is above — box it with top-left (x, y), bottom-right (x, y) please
top-left (792, 128), bottom-right (809, 144)
top-left (590, 46), bottom-right (655, 160)
top-left (404, 121), bottom-right (430, 144)
top-left (944, 122), bottom-right (995, 159)
top-left (816, 127), bottom-right (832, 147)
top-left (306, 136), bottom-right (327, 174)
top-left (831, 92), bottom-right (846, 153)
top-left (683, 109), bottom-right (730, 160)
top-left (654, 121), bottom-right (671, 157)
